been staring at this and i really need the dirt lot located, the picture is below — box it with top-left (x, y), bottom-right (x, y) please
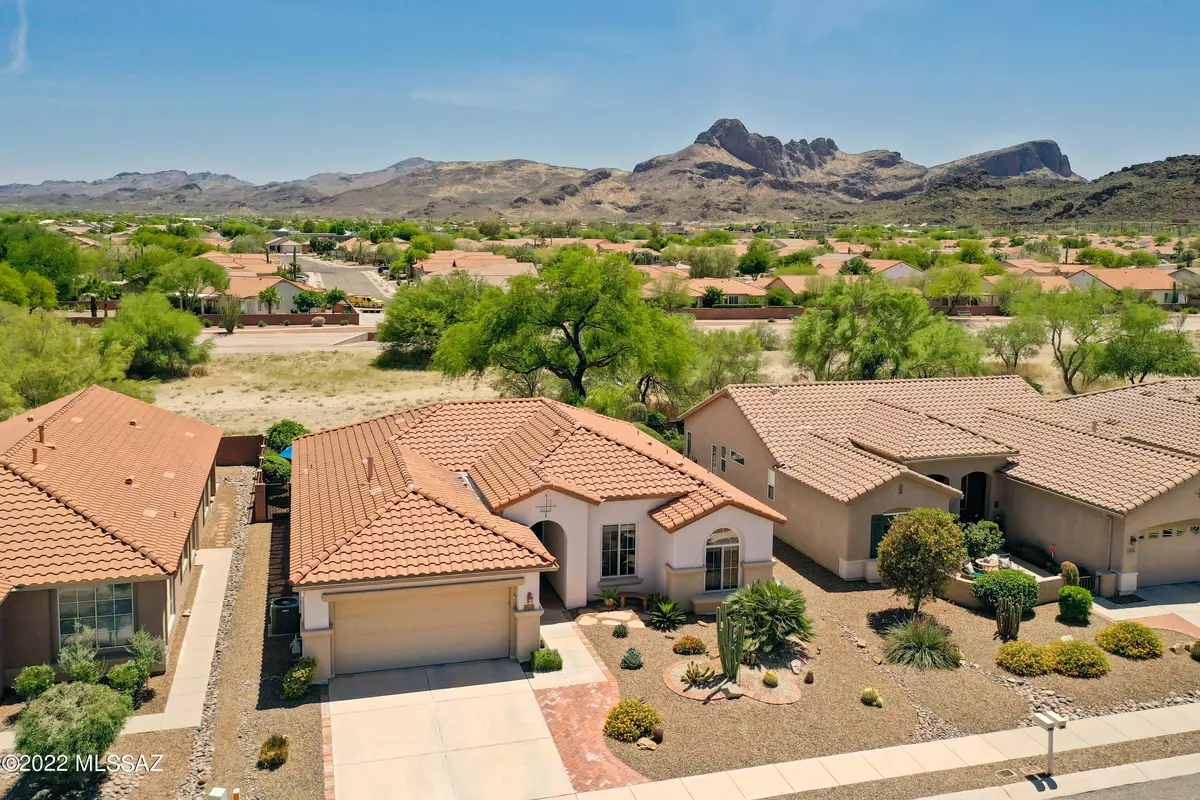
top-left (155, 352), bottom-right (498, 433)
top-left (582, 540), bottom-right (1200, 781)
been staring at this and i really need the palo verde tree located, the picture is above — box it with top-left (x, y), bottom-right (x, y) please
top-left (1017, 285), bottom-right (1115, 394)
top-left (434, 247), bottom-right (652, 400)
top-left (875, 508), bottom-right (966, 616)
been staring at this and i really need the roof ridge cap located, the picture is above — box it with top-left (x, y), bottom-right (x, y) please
top-left (870, 399), bottom-right (1017, 453)
top-left (0, 463), bottom-right (170, 573)
top-left (291, 409), bottom-right (419, 443)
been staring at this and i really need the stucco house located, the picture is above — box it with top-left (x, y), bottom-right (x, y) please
top-left (687, 278), bottom-right (767, 305)
top-left (0, 387), bottom-right (219, 686)
top-left (682, 377), bottom-right (1200, 595)
top-left (1067, 268), bottom-right (1179, 304)
top-left (289, 398), bottom-right (783, 680)
top-left (201, 276), bottom-right (317, 314)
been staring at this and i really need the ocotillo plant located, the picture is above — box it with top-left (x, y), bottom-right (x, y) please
top-left (996, 595), bottom-right (1021, 641)
top-left (717, 604), bottom-right (746, 684)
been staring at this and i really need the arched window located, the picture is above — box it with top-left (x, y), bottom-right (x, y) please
top-left (705, 529), bottom-right (740, 592)
top-left (928, 474), bottom-right (950, 485)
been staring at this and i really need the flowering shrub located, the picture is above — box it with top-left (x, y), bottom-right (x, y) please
top-left (1048, 639), bottom-right (1110, 678)
top-left (1096, 622), bottom-right (1163, 659)
top-left (672, 635), bottom-right (707, 655)
top-left (603, 699), bottom-right (662, 742)
top-left (995, 641), bottom-right (1052, 676)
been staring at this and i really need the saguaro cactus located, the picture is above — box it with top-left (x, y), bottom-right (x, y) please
top-left (717, 604), bottom-right (746, 684)
top-left (996, 595), bottom-right (1021, 641)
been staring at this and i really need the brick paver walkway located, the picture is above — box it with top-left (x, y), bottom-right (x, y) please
top-left (535, 633), bottom-right (648, 794)
top-left (204, 479), bottom-right (239, 548)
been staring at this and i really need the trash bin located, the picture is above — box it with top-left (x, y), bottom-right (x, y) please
top-left (269, 597), bottom-right (300, 637)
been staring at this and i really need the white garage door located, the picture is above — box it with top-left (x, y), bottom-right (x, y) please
top-left (1136, 526), bottom-right (1200, 587)
top-left (333, 583), bottom-right (511, 675)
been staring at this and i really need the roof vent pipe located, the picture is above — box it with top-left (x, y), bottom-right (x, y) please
top-left (37, 424), bottom-right (45, 443)
top-left (31, 447), bottom-right (37, 464)
top-left (1091, 421), bottom-right (1098, 433)
top-left (363, 456), bottom-right (375, 483)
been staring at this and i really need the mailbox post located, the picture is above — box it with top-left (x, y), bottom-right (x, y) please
top-left (1034, 711), bottom-right (1067, 775)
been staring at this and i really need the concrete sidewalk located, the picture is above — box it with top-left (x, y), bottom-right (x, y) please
top-left (577, 702), bottom-right (1200, 800)
top-left (921, 751), bottom-right (1200, 798)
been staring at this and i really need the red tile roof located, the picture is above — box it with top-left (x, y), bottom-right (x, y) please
top-left (0, 386), bottom-right (221, 593)
top-left (1079, 268), bottom-right (1176, 291)
top-left (290, 399), bottom-right (784, 586)
top-left (1054, 379), bottom-right (1200, 458)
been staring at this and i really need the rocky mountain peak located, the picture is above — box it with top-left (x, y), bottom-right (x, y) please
top-left (693, 118), bottom-right (842, 178)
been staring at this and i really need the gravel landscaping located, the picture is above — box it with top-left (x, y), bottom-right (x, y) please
top-left (205, 509), bottom-right (323, 800)
top-left (584, 539), bottom-right (1200, 781)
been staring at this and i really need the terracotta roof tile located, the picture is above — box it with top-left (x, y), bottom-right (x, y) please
top-left (291, 398), bottom-right (786, 585)
top-left (977, 409), bottom-right (1200, 514)
top-left (1055, 379), bottom-right (1200, 458)
top-left (849, 400), bottom-right (1016, 462)
top-left (1080, 268), bottom-right (1176, 291)
top-left (0, 386), bottom-right (221, 589)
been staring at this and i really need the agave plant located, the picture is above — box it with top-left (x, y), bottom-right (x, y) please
top-left (725, 580), bottom-right (814, 654)
top-left (649, 599), bottom-right (686, 631)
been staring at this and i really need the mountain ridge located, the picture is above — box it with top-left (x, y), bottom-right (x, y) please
top-left (2, 119), bottom-right (1193, 223)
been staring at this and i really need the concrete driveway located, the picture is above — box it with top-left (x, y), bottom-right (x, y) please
top-left (328, 659), bottom-right (575, 800)
top-left (1095, 583), bottom-right (1200, 636)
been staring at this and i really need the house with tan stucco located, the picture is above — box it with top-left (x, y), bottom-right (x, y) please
top-left (0, 387), bottom-right (219, 687)
top-left (288, 398), bottom-right (783, 681)
top-left (682, 377), bottom-right (1200, 597)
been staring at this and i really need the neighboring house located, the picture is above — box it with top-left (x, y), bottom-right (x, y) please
top-left (199, 251), bottom-right (280, 277)
top-left (682, 377), bottom-right (1200, 594)
top-left (419, 260), bottom-right (537, 289)
top-left (266, 237), bottom-right (308, 254)
top-left (290, 398), bottom-right (783, 680)
top-left (1001, 259), bottom-right (1062, 276)
top-left (1054, 379), bottom-right (1200, 459)
top-left (1166, 266), bottom-right (1200, 302)
top-left (0, 387), bottom-right (220, 686)
top-left (813, 256), bottom-right (920, 280)
top-left (754, 274), bottom-right (823, 296)
top-left (200, 276), bottom-right (317, 313)
top-left (688, 278), bottom-right (768, 305)
top-left (1067, 268), bottom-right (1179, 304)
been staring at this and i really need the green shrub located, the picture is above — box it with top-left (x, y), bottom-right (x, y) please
top-left (620, 648), bottom-right (643, 670)
top-left (603, 699), bottom-right (662, 742)
top-left (262, 452), bottom-right (292, 484)
top-left (311, 316), bottom-right (326, 327)
top-left (282, 656), bottom-right (317, 700)
top-left (202, 318), bottom-right (213, 327)
top-left (861, 687), bottom-right (883, 707)
top-left (105, 662), bottom-right (145, 697)
top-left (1095, 622), bottom-right (1163, 659)
top-left (995, 641), bottom-right (1053, 676)
top-left (1048, 639), bottom-right (1111, 677)
top-left (1058, 586), bottom-right (1093, 623)
top-left (1060, 561), bottom-right (1080, 586)
top-left (883, 619), bottom-right (961, 670)
top-left (530, 648), bottom-right (563, 672)
top-left (649, 599), bottom-right (686, 631)
top-left (58, 628), bottom-right (103, 684)
top-left (12, 665), bottom-right (55, 700)
top-left (971, 568), bottom-right (1039, 613)
top-left (126, 629), bottom-right (166, 675)
top-left (256, 734), bottom-right (289, 770)
top-left (266, 419), bottom-right (309, 452)
top-left (282, 318), bottom-right (291, 326)
top-left (1192, 640), bottom-right (1200, 662)
top-left (725, 580), bottom-right (814, 654)
top-left (340, 318), bottom-right (350, 325)
top-left (963, 521), bottom-right (1005, 560)
top-left (15, 683), bottom-right (132, 785)
top-left (762, 670), bottom-right (779, 688)
top-left (672, 635), bottom-right (707, 655)
top-left (597, 587), bottom-right (621, 607)
top-left (612, 623), bottom-right (629, 638)
top-left (257, 320), bottom-right (267, 327)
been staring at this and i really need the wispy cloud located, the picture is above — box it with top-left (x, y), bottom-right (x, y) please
top-left (410, 75), bottom-right (569, 111)
top-left (1, 0), bottom-right (28, 76)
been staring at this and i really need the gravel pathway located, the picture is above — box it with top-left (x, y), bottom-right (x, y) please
top-left (177, 466), bottom-right (254, 799)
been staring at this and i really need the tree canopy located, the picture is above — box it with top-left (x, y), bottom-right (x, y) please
top-left (377, 270), bottom-right (500, 367)
top-left (150, 257), bottom-right (229, 312)
top-left (99, 293), bottom-right (211, 379)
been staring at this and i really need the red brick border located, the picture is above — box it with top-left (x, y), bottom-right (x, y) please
top-left (535, 629), bottom-right (648, 793)
top-left (319, 685), bottom-right (335, 800)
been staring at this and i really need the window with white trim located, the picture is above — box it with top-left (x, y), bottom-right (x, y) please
top-left (720, 445), bottom-right (727, 473)
top-left (767, 468), bottom-right (776, 501)
top-left (731, 450), bottom-right (745, 466)
top-left (705, 529), bottom-right (741, 591)
top-left (710, 443), bottom-right (717, 472)
top-left (685, 430), bottom-right (692, 459)
top-left (58, 582), bottom-right (134, 647)
top-left (601, 523), bottom-right (637, 578)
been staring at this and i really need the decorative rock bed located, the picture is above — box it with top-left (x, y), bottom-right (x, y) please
top-left (663, 657), bottom-right (803, 704)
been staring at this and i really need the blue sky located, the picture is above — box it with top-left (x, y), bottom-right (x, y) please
top-left (1, 0), bottom-right (1196, 185)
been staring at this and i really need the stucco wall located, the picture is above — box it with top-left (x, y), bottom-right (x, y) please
top-left (0, 589), bottom-right (53, 686)
top-left (845, 479), bottom-right (958, 563)
top-left (910, 456), bottom-right (1008, 520)
top-left (995, 478), bottom-right (1123, 576)
top-left (683, 394), bottom-right (775, 504)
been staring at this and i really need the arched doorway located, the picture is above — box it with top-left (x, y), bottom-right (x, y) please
top-left (531, 520), bottom-right (567, 609)
top-left (960, 472), bottom-right (988, 523)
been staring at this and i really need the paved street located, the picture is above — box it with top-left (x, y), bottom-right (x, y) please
top-left (288, 254), bottom-right (394, 301)
top-left (1076, 773), bottom-right (1200, 798)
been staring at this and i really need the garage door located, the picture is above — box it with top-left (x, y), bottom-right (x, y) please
top-left (333, 583), bottom-right (511, 675)
top-left (1136, 526), bottom-right (1200, 586)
